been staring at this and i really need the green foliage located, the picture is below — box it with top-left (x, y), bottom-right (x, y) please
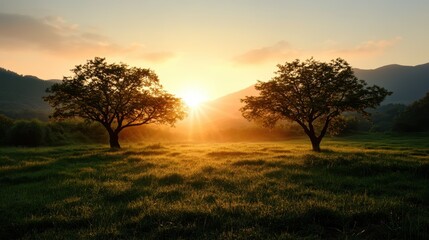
top-left (0, 114), bottom-right (13, 143)
top-left (0, 135), bottom-right (428, 239)
top-left (337, 104), bottom-right (407, 134)
top-left (44, 57), bottom-right (186, 148)
top-left (51, 120), bottom-right (108, 144)
top-left (393, 92), bottom-right (429, 132)
top-left (0, 119), bottom-right (107, 147)
top-left (241, 58), bottom-right (391, 151)
top-left (366, 104), bottom-right (406, 132)
top-left (334, 115), bottom-right (371, 134)
top-left (6, 119), bottom-right (45, 146)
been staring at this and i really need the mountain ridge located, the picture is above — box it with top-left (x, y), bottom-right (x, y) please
top-left (199, 62), bottom-right (429, 130)
top-left (0, 68), bottom-right (58, 119)
top-left (353, 63), bottom-right (429, 104)
top-left (209, 62), bottom-right (429, 106)
top-left (1, 62), bottom-right (428, 121)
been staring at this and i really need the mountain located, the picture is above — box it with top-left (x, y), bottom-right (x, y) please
top-left (0, 68), bottom-right (58, 119)
top-left (206, 62), bottom-right (429, 114)
top-left (354, 63), bottom-right (429, 104)
top-left (1, 62), bottom-right (428, 134)
top-left (202, 84), bottom-right (257, 123)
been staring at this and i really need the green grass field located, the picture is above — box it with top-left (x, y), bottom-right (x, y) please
top-left (1, 133), bottom-right (429, 239)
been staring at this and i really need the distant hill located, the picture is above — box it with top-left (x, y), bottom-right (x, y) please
top-left (203, 85), bottom-right (257, 123)
top-left (0, 68), bottom-right (58, 119)
top-left (354, 63), bottom-right (429, 104)
top-left (1, 62), bottom-right (428, 136)
top-left (206, 62), bottom-right (429, 116)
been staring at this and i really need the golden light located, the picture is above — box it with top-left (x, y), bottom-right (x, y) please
top-left (180, 88), bottom-right (207, 109)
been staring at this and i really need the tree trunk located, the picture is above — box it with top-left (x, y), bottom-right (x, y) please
top-left (306, 130), bottom-right (321, 152)
top-left (310, 137), bottom-right (321, 152)
top-left (301, 122), bottom-right (322, 152)
top-left (109, 132), bottom-right (121, 149)
top-left (295, 120), bottom-right (326, 152)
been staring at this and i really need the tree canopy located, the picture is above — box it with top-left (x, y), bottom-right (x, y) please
top-left (240, 58), bottom-right (391, 151)
top-left (44, 57), bottom-right (186, 148)
top-left (393, 92), bottom-right (429, 132)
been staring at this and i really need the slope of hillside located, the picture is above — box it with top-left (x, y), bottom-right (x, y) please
top-left (354, 63), bottom-right (429, 104)
top-left (0, 68), bottom-right (57, 119)
top-left (204, 85), bottom-right (257, 121)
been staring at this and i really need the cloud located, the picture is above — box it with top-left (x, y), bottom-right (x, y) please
top-left (0, 13), bottom-right (174, 63)
top-left (233, 41), bottom-right (300, 65)
top-left (0, 13), bottom-right (118, 54)
top-left (234, 37), bottom-right (401, 65)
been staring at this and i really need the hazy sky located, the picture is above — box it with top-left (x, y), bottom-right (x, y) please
top-left (1, 0), bottom-right (428, 100)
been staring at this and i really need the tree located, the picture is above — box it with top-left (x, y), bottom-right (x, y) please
top-left (393, 92), bottom-right (429, 132)
top-left (44, 57), bottom-right (186, 148)
top-left (240, 58), bottom-right (391, 152)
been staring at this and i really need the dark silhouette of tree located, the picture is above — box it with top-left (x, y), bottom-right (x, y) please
top-left (240, 58), bottom-right (391, 152)
top-left (393, 92), bottom-right (429, 132)
top-left (44, 57), bottom-right (186, 148)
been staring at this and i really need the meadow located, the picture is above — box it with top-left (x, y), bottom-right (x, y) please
top-left (1, 133), bottom-right (429, 239)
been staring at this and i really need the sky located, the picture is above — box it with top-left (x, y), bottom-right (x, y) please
top-left (1, 0), bottom-right (428, 100)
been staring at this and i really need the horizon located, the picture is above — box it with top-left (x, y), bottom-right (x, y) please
top-left (1, 0), bottom-right (429, 100)
top-left (2, 60), bottom-right (428, 104)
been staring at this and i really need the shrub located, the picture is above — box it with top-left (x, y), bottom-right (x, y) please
top-left (7, 120), bottom-right (45, 146)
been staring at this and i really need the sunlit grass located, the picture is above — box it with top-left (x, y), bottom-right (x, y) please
top-left (1, 134), bottom-right (429, 239)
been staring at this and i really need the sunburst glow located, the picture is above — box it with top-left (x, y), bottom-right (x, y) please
top-left (181, 88), bottom-right (207, 109)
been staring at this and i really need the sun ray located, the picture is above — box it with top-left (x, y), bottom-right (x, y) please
top-left (180, 88), bottom-right (207, 109)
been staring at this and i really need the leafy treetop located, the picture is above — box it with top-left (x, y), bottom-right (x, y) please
top-left (44, 57), bottom-right (186, 148)
top-left (241, 58), bottom-right (391, 151)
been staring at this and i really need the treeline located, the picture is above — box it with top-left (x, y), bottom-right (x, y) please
top-left (0, 116), bottom-right (191, 147)
top-left (0, 116), bottom-right (107, 147)
top-left (0, 92), bottom-right (428, 147)
top-left (393, 92), bottom-right (429, 132)
top-left (309, 91), bottom-right (429, 135)
top-left (344, 92), bottom-right (429, 133)
top-left (340, 104), bottom-right (406, 133)
top-left (0, 109), bottom-right (50, 121)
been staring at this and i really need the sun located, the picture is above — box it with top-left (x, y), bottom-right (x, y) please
top-left (178, 86), bottom-right (209, 110)
top-left (181, 89), bottom-right (206, 109)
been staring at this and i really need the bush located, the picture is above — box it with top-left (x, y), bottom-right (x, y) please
top-left (6, 120), bottom-right (45, 146)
